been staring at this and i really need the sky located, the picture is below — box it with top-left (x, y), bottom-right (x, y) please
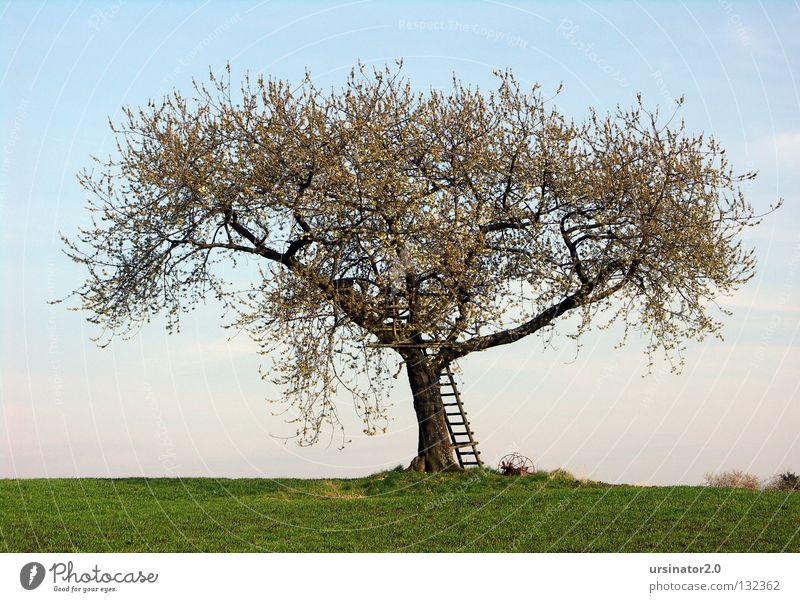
top-left (1, 0), bottom-right (798, 485)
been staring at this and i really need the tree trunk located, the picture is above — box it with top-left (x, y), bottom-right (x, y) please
top-left (404, 352), bottom-right (459, 472)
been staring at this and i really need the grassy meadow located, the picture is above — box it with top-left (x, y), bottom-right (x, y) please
top-left (1, 469), bottom-right (798, 552)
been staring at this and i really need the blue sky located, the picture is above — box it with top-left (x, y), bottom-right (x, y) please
top-left (1, 1), bottom-right (798, 484)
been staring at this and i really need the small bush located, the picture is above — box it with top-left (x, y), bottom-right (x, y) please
top-left (547, 468), bottom-right (575, 482)
top-left (765, 471), bottom-right (800, 492)
top-left (704, 470), bottom-right (761, 490)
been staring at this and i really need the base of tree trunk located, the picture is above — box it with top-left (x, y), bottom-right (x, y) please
top-left (406, 452), bottom-right (462, 473)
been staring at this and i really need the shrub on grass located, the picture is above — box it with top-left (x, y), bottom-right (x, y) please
top-left (764, 471), bottom-right (800, 492)
top-left (704, 470), bottom-right (761, 490)
top-left (547, 468), bottom-right (575, 482)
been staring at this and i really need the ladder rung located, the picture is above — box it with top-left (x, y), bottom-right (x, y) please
top-left (445, 411), bottom-right (463, 416)
top-left (448, 421), bottom-right (466, 426)
top-left (451, 431), bottom-right (473, 436)
top-left (459, 450), bottom-right (480, 456)
top-left (461, 461), bottom-right (481, 466)
top-left (441, 392), bottom-right (458, 397)
top-left (452, 442), bottom-right (478, 449)
top-left (443, 403), bottom-right (461, 407)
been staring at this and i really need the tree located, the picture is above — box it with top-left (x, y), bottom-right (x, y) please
top-left (64, 63), bottom-right (775, 472)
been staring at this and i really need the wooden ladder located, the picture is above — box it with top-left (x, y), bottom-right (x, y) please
top-left (440, 365), bottom-right (483, 468)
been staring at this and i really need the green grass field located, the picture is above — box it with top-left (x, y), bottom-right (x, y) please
top-left (2, 469), bottom-right (798, 552)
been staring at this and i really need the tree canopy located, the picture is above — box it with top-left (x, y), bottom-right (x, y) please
top-left (65, 63), bottom-right (774, 469)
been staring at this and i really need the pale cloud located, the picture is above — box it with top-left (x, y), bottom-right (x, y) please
top-left (748, 130), bottom-right (800, 172)
top-left (712, 293), bottom-right (800, 314)
top-left (772, 130), bottom-right (800, 158)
